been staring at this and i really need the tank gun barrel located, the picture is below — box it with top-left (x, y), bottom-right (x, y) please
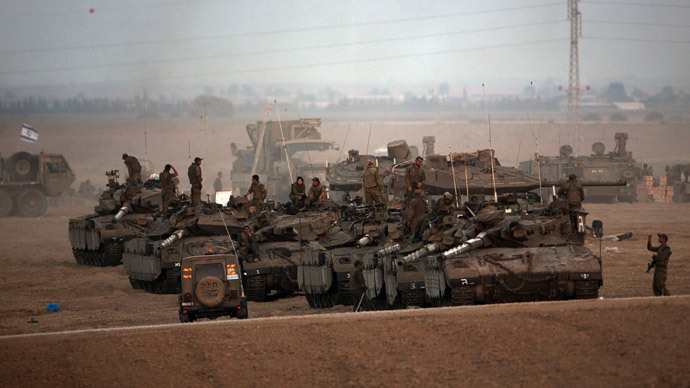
top-left (541, 179), bottom-right (627, 188)
top-left (356, 234), bottom-right (373, 248)
top-left (159, 229), bottom-right (186, 250)
top-left (439, 232), bottom-right (489, 260)
top-left (396, 243), bottom-right (440, 266)
top-left (113, 205), bottom-right (130, 221)
top-left (374, 242), bottom-right (401, 258)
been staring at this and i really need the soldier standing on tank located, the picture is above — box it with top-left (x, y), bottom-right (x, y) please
top-left (213, 172), bottom-right (223, 199)
top-left (289, 176), bottom-right (306, 207)
top-left (122, 154), bottom-right (142, 185)
top-left (307, 177), bottom-right (326, 205)
top-left (239, 225), bottom-right (260, 262)
top-left (187, 157), bottom-right (203, 206)
top-left (557, 173), bottom-right (585, 209)
top-left (407, 189), bottom-right (429, 242)
top-left (245, 174), bottom-right (267, 211)
top-left (349, 260), bottom-right (369, 312)
top-left (647, 233), bottom-right (672, 296)
top-left (363, 160), bottom-right (384, 205)
top-left (159, 164), bottom-right (178, 212)
top-left (405, 156), bottom-right (425, 206)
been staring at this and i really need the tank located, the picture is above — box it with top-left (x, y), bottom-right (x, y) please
top-left (396, 198), bottom-right (603, 306)
top-left (68, 170), bottom-right (170, 267)
top-left (519, 132), bottom-right (641, 202)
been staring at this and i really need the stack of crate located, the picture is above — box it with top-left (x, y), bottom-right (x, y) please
top-left (648, 176), bottom-right (674, 203)
top-left (640, 176), bottom-right (655, 202)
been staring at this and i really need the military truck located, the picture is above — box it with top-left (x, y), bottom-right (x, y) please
top-left (230, 118), bottom-right (340, 201)
top-left (178, 253), bottom-right (248, 322)
top-left (0, 151), bottom-right (75, 217)
top-left (520, 132), bottom-right (641, 202)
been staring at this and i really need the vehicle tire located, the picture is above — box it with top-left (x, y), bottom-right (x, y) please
top-left (0, 190), bottom-right (13, 217)
top-left (8, 152), bottom-right (38, 182)
top-left (179, 312), bottom-right (191, 323)
top-left (195, 276), bottom-right (225, 307)
top-left (16, 188), bottom-right (47, 217)
top-left (237, 301), bottom-right (248, 320)
top-left (621, 169), bottom-right (635, 182)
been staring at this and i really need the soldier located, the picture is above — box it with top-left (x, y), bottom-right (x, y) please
top-left (239, 225), bottom-right (260, 262)
top-left (557, 173), bottom-right (585, 209)
top-left (349, 260), bottom-right (369, 312)
top-left (363, 160), bottom-right (384, 205)
top-left (307, 177), bottom-right (326, 205)
top-left (213, 172), bottom-right (223, 199)
top-left (647, 233), bottom-right (672, 296)
top-left (122, 153), bottom-right (142, 185)
top-left (407, 189), bottom-right (429, 242)
top-left (159, 164), bottom-right (178, 212)
top-left (405, 156), bottom-right (426, 192)
top-left (433, 192), bottom-right (456, 213)
top-left (187, 157), bottom-right (203, 206)
top-left (289, 176), bottom-right (306, 208)
top-left (244, 174), bottom-right (267, 211)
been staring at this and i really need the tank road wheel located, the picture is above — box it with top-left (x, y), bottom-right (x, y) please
top-left (163, 268), bottom-right (181, 294)
top-left (400, 289), bottom-right (424, 308)
top-left (101, 242), bottom-right (123, 266)
top-left (574, 281), bottom-right (599, 299)
top-left (245, 275), bottom-right (268, 302)
top-left (195, 276), bottom-right (225, 308)
top-left (336, 281), bottom-right (353, 306)
top-left (0, 190), bottom-right (13, 217)
top-left (450, 286), bottom-right (476, 306)
top-left (16, 189), bottom-right (47, 217)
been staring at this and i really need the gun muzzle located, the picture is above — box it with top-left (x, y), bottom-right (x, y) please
top-left (356, 234), bottom-right (373, 248)
top-left (113, 206), bottom-right (130, 221)
top-left (159, 229), bottom-right (186, 250)
top-left (440, 231), bottom-right (489, 260)
top-left (396, 243), bottom-right (440, 266)
top-left (374, 242), bottom-right (401, 258)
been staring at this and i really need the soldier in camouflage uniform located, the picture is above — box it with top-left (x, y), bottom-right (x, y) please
top-left (647, 233), bottom-right (672, 296)
top-left (187, 157), bottom-right (203, 206)
top-left (557, 173), bottom-right (585, 209)
top-left (349, 260), bottom-right (369, 311)
top-left (433, 192), bottom-right (456, 213)
top-left (363, 160), bottom-right (384, 204)
top-left (404, 156), bottom-right (425, 206)
top-left (159, 164), bottom-right (178, 212)
top-left (407, 189), bottom-right (429, 241)
top-left (122, 154), bottom-right (142, 185)
top-left (289, 176), bottom-right (306, 207)
top-left (244, 174), bottom-right (267, 212)
top-left (239, 225), bottom-right (260, 262)
top-left (307, 177), bottom-right (326, 205)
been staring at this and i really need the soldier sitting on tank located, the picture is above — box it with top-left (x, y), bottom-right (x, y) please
top-left (289, 176), bottom-right (307, 208)
top-left (407, 189), bottom-right (429, 242)
top-left (349, 260), bottom-right (369, 312)
top-left (238, 225), bottom-right (260, 262)
top-left (244, 174), bottom-right (267, 213)
top-left (433, 192), bottom-right (456, 213)
top-left (557, 174), bottom-right (585, 210)
top-left (122, 153), bottom-right (142, 185)
top-left (306, 177), bottom-right (326, 206)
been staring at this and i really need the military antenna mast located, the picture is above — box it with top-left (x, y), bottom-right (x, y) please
top-left (274, 100), bottom-right (294, 183)
top-left (362, 123), bottom-right (372, 195)
top-left (459, 107), bottom-right (470, 199)
top-left (442, 95), bottom-right (459, 207)
top-left (249, 104), bottom-right (272, 188)
top-left (568, 0), bottom-right (582, 154)
top-left (530, 81), bottom-right (544, 203)
top-left (482, 84), bottom-right (498, 202)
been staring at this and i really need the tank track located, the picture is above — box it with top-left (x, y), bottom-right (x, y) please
top-left (450, 286), bottom-right (476, 306)
top-left (574, 281), bottom-right (599, 299)
top-left (400, 289), bottom-right (424, 308)
top-left (71, 242), bottom-right (123, 267)
top-left (128, 269), bottom-right (181, 295)
top-left (305, 292), bottom-right (337, 309)
top-left (245, 275), bottom-right (268, 302)
top-left (336, 281), bottom-right (353, 306)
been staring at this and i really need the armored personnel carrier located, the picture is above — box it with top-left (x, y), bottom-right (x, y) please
top-left (395, 199), bottom-right (602, 306)
top-left (68, 171), bottom-right (169, 267)
top-left (519, 132), bottom-right (641, 202)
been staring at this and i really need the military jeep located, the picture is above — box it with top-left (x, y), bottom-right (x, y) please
top-left (178, 254), bottom-right (248, 322)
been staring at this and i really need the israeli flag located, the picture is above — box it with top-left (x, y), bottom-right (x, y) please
top-left (20, 123), bottom-right (39, 143)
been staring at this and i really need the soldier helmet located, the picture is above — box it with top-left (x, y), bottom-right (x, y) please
top-left (415, 156), bottom-right (424, 161)
top-left (194, 157), bottom-right (203, 162)
top-left (354, 259), bottom-right (362, 267)
top-left (568, 174), bottom-right (577, 180)
top-left (312, 177), bottom-right (320, 183)
top-left (296, 176), bottom-right (303, 183)
top-left (368, 160), bottom-right (374, 166)
top-left (164, 164), bottom-right (171, 171)
top-left (443, 192), bottom-right (452, 200)
top-left (252, 174), bottom-right (259, 181)
top-left (658, 233), bottom-right (668, 241)
top-left (122, 153), bottom-right (128, 159)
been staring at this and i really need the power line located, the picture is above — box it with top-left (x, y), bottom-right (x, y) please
top-left (584, 36), bottom-right (690, 44)
top-left (0, 2), bottom-right (562, 55)
top-left (0, 38), bottom-right (568, 91)
top-left (585, 1), bottom-right (690, 9)
top-left (588, 20), bottom-right (690, 28)
top-left (0, 0), bottom-right (237, 18)
top-left (0, 20), bottom-right (565, 76)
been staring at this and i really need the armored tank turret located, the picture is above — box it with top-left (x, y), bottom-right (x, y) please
top-left (68, 170), bottom-right (170, 267)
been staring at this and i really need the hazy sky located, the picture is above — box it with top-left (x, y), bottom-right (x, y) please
top-left (1, 0), bottom-right (689, 96)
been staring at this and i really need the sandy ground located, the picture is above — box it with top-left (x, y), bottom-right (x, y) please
top-left (0, 201), bottom-right (688, 385)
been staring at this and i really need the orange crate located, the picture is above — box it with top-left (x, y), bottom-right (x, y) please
top-left (644, 175), bottom-right (654, 181)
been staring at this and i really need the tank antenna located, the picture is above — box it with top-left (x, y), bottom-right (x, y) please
top-left (442, 95), bottom-right (459, 207)
top-left (217, 209), bottom-right (238, 258)
top-left (249, 104), bottom-right (272, 189)
top-left (459, 106), bottom-right (470, 199)
top-left (362, 123), bottom-right (373, 198)
top-left (274, 101), bottom-right (294, 183)
top-left (297, 111), bottom-right (316, 180)
top-left (529, 81), bottom-right (544, 203)
top-left (144, 131), bottom-right (150, 180)
top-left (336, 122), bottom-right (351, 163)
top-left (482, 83), bottom-right (498, 202)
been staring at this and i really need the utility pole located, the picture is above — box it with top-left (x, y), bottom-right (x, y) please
top-left (568, 0), bottom-right (582, 154)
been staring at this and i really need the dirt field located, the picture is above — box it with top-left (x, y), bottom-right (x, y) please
top-left (0, 200), bottom-right (688, 385)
